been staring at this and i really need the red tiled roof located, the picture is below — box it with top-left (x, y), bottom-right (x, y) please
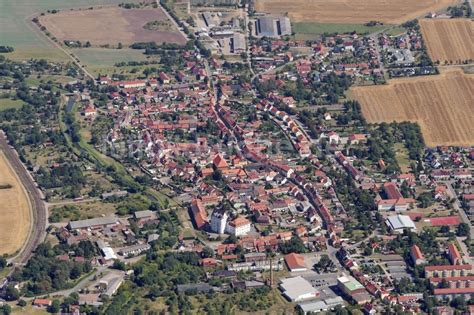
top-left (191, 199), bottom-right (208, 229)
top-left (448, 243), bottom-right (462, 263)
top-left (228, 217), bottom-right (250, 228)
top-left (428, 216), bottom-right (461, 226)
top-left (213, 154), bottom-right (228, 169)
top-left (383, 182), bottom-right (403, 200)
top-left (284, 253), bottom-right (306, 271)
top-left (429, 275), bottom-right (474, 283)
top-left (34, 299), bottom-right (52, 306)
top-left (434, 287), bottom-right (474, 295)
top-left (410, 245), bottom-right (424, 260)
top-left (425, 264), bottom-right (472, 271)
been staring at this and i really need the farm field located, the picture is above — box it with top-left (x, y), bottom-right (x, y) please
top-left (0, 151), bottom-right (31, 255)
top-left (254, 0), bottom-right (458, 24)
top-left (420, 19), bottom-right (474, 63)
top-left (0, 0), bottom-right (139, 61)
top-left (292, 22), bottom-right (388, 39)
top-left (71, 48), bottom-right (158, 76)
top-left (349, 68), bottom-right (474, 147)
top-left (39, 6), bottom-right (187, 46)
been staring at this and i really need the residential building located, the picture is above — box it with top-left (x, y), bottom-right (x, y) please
top-left (33, 299), bottom-right (52, 308)
top-left (433, 287), bottom-right (474, 301)
top-left (448, 243), bottom-right (462, 265)
top-left (410, 245), bottom-right (426, 265)
top-left (119, 244), bottom-right (151, 257)
top-left (425, 264), bottom-right (472, 278)
top-left (190, 199), bottom-right (209, 230)
top-left (226, 217), bottom-right (251, 236)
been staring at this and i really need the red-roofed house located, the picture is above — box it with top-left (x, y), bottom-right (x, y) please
top-left (410, 245), bottom-right (426, 265)
top-left (226, 217), bottom-right (251, 236)
top-left (190, 199), bottom-right (208, 230)
top-left (213, 154), bottom-right (229, 169)
top-left (448, 243), bottom-right (462, 265)
top-left (33, 299), bottom-right (52, 307)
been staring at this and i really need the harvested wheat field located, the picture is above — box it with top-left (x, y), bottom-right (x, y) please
top-left (254, 0), bottom-right (458, 24)
top-left (350, 69), bottom-right (474, 147)
top-left (420, 19), bottom-right (474, 64)
top-left (39, 6), bottom-right (187, 46)
top-left (0, 151), bottom-right (31, 255)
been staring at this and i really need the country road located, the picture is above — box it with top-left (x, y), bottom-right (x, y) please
top-left (0, 131), bottom-right (47, 268)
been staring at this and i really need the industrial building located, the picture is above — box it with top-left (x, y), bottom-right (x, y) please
top-left (69, 216), bottom-right (119, 230)
top-left (279, 276), bottom-right (319, 302)
top-left (298, 297), bottom-right (345, 314)
top-left (385, 214), bottom-right (416, 233)
top-left (255, 16), bottom-right (292, 38)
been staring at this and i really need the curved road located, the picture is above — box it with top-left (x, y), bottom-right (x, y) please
top-left (0, 131), bottom-right (47, 268)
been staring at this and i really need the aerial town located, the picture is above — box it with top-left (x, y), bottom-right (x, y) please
top-left (0, 0), bottom-right (473, 314)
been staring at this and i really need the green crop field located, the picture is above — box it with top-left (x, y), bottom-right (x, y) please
top-left (293, 22), bottom-right (388, 39)
top-left (71, 48), bottom-right (160, 76)
top-left (72, 48), bottom-right (150, 66)
top-left (0, 0), bottom-right (139, 62)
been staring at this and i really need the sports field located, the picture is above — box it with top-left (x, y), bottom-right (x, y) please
top-left (254, 0), bottom-right (458, 24)
top-left (39, 6), bottom-right (186, 46)
top-left (350, 68), bottom-right (474, 147)
top-left (0, 151), bottom-right (31, 255)
top-left (420, 19), bottom-right (474, 64)
top-left (0, 0), bottom-right (140, 61)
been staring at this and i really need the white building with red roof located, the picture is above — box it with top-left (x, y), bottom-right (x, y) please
top-left (410, 245), bottom-right (426, 265)
top-left (226, 217), bottom-right (251, 236)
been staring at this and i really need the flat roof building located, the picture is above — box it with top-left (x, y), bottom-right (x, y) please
top-left (280, 276), bottom-right (319, 302)
top-left (255, 16), bottom-right (292, 38)
top-left (298, 297), bottom-right (344, 314)
top-left (337, 275), bottom-right (365, 297)
top-left (385, 215), bottom-right (416, 233)
top-left (231, 33), bottom-right (246, 53)
top-left (69, 216), bottom-right (119, 230)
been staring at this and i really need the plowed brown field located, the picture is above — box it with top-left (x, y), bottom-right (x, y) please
top-left (349, 69), bottom-right (474, 147)
top-left (420, 19), bottom-right (474, 63)
top-left (39, 6), bottom-right (187, 46)
top-left (0, 151), bottom-right (31, 255)
top-left (254, 0), bottom-right (458, 24)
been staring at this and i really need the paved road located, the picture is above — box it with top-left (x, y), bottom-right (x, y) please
top-left (25, 14), bottom-right (95, 81)
top-left (444, 181), bottom-right (474, 237)
top-left (156, 0), bottom-right (189, 40)
top-left (50, 266), bottom-right (110, 297)
top-left (0, 131), bottom-right (47, 267)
